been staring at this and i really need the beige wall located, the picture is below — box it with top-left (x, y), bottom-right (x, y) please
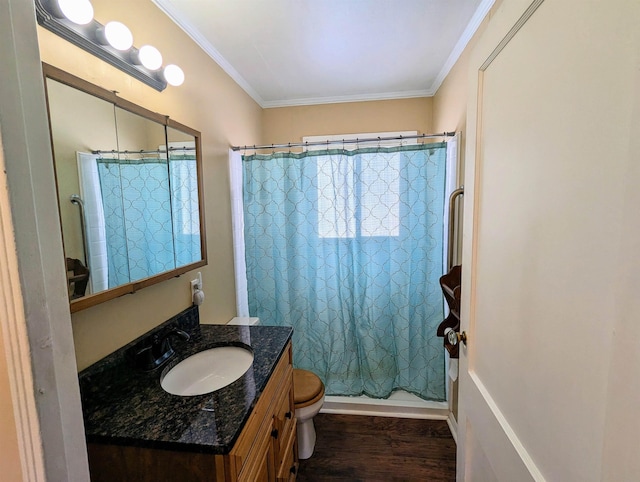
top-left (432, 48), bottom-right (471, 140)
top-left (430, 2), bottom-right (500, 422)
top-left (0, 143), bottom-right (26, 482)
top-left (432, 3), bottom-right (498, 185)
top-left (38, 0), bottom-right (262, 370)
top-left (0, 335), bottom-right (23, 482)
top-left (262, 97), bottom-right (433, 145)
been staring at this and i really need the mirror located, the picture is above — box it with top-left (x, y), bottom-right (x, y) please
top-left (43, 63), bottom-right (207, 312)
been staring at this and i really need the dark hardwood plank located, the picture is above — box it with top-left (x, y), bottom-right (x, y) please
top-left (297, 414), bottom-right (456, 481)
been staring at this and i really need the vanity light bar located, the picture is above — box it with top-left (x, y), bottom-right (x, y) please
top-left (35, 0), bottom-right (184, 91)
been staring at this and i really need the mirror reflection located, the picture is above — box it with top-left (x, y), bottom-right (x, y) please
top-left (44, 67), bottom-right (206, 311)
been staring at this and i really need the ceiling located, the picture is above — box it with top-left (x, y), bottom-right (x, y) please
top-left (153, 0), bottom-right (494, 108)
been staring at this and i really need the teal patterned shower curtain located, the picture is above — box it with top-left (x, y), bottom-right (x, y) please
top-left (169, 153), bottom-right (202, 267)
top-left (243, 144), bottom-right (447, 400)
top-left (97, 154), bottom-right (199, 288)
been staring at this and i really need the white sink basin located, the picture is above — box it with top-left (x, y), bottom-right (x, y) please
top-left (161, 346), bottom-right (254, 396)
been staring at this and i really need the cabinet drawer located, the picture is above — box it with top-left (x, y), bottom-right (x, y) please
top-left (277, 418), bottom-right (298, 482)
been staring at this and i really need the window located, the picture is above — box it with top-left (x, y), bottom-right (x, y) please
top-left (304, 132), bottom-right (416, 239)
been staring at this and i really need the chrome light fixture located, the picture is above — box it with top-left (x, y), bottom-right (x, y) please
top-left (56, 0), bottom-right (94, 25)
top-left (163, 64), bottom-right (185, 87)
top-left (35, 0), bottom-right (184, 91)
top-left (100, 21), bottom-right (134, 51)
top-left (137, 45), bottom-right (163, 71)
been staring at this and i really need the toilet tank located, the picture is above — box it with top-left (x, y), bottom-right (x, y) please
top-left (227, 317), bottom-right (260, 326)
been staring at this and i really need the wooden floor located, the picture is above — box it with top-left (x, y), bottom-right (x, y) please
top-left (297, 414), bottom-right (456, 482)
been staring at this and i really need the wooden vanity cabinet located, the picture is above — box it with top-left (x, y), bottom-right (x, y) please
top-left (231, 341), bottom-right (298, 482)
top-left (87, 341), bottom-right (298, 482)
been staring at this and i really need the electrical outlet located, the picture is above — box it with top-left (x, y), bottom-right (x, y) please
top-left (190, 272), bottom-right (203, 299)
top-left (190, 278), bottom-right (199, 298)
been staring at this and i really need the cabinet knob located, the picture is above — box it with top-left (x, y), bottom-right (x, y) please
top-left (271, 428), bottom-right (279, 439)
top-left (285, 411), bottom-right (292, 419)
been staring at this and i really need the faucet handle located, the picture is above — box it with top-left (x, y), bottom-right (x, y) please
top-left (128, 326), bottom-right (191, 371)
top-left (168, 327), bottom-right (191, 342)
top-left (150, 327), bottom-right (191, 366)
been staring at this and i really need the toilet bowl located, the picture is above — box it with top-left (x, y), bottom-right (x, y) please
top-left (226, 317), bottom-right (325, 459)
top-left (293, 368), bottom-right (325, 460)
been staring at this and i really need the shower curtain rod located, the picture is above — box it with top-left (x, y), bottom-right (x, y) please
top-left (91, 147), bottom-right (196, 155)
top-left (231, 132), bottom-right (456, 152)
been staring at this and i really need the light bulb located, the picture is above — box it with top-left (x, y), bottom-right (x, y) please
top-left (104, 21), bottom-right (133, 51)
top-left (57, 0), bottom-right (94, 25)
top-left (163, 64), bottom-right (185, 86)
top-left (138, 45), bottom-right (163, 71)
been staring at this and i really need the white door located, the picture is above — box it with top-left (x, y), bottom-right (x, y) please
top-left (456, 1), bottom-right (640, 480)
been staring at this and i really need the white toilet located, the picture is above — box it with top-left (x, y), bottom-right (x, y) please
top-left (227, 317), bottom-right (325, 459)
top-left (292, 367), bottom-right (325, 459)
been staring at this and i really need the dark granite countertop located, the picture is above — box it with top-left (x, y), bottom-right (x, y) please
top-left (79, 309), bottom-right (292, 455)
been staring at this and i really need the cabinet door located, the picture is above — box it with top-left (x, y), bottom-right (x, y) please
top-left (238, 418), bottom-right (275, 482)
top-left (272, 366), bottom-right (295, 468)
top-left (276, 419), bottom-right (298, 482)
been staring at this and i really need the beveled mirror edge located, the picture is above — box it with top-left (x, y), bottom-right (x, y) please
top-left (42, 63), bottom-right (208, 313)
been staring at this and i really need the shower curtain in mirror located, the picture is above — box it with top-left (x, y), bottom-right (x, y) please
top-left (168, 152), bottom-right (201, 267)
top-left (238, 144), bottom-right (447, 400)
top-left (94, 153), bottom-right (199, 288)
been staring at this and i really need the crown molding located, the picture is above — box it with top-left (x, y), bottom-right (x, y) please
top-left (152, 0), bottom-right (265, 106)
top-left (428, 0), bottom-right (496, 95)
top-left (262, 89), bottom-right (434, 109)
top-left (155, 0), bottom-right (494, 108)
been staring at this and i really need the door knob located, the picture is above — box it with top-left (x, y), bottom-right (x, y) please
top-left (444, 327), bottom-right (467, 346)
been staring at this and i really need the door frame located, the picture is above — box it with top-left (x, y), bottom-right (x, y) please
top-left (0, 0), bottom-right (90, 480)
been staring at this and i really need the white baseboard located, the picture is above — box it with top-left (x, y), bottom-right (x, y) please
top-left (321, 393), bottom-right (449, 420)
top-left (447, 411), bottom-right (458, 444)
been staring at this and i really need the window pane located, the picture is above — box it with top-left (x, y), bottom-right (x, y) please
top-left (360, 152), bottom-right (400, 237)
top-left (317, 155), bottom-right (355, 238)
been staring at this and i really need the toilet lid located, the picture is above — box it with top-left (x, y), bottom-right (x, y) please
top-left (293, 369), bottom-right (325, 408)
